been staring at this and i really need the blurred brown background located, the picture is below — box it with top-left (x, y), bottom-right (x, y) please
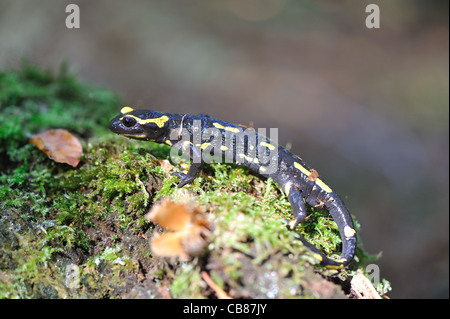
top-left (0, 0), bottom-right (448, 298)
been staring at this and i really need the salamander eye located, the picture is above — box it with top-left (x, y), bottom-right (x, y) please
top-left (122, 116), bottom-right (137, 127)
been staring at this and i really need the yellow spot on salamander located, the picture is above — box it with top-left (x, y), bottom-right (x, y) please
top-left (181, 141), bottom-right (193, 151)
top-left (201, 142), bottom-right (211, 150)
top-left (287, 219), bottom-right (298, 230)
top-left (325, 257), bottom-right (347, 270)
top-left (141, 115), bottom-right (169, 128)
top-left (344, 226), bottom-right (356, 238)
top-left (220, 145), bottom-right (229, 151)
top-left (284, 182), bottom-right (293, 197)
top-left (213, 122), bottom-right (225, 129)
top-left (213, 122), bottom-right (241, 133)
top-left (120, 106), bottom-right (134, 114)
top-left (119, 133), bottom-right (147, 139)
top-left (226, 127), bottom-right (241, 133)
top-left (294, 162), bottom-right (311, 176)
top-left (293, 162), bottom-right (333, 193)
top-left (326, 264), bottom-right (345, 270)
top-left (260, 141), bottom-right (275, 150)
top-left (315, 179), bottom-right (333, 193)
top-left (313, 254), bottom-right (323, 262)
top-left (164, 140), bottom-right (172, 146)
top-left (123, 115), bottom-right (169, 128)
top-left (238, 153), bottom-right (258, 163)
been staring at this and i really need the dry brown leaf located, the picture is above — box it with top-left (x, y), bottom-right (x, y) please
top-left (146, 201), bottom-right (192, 231)
top-left (146, 199), bottom-right (210, 260)
top-left (29, 129), bottom-right (82, 167)
top-left (180, 226), bottom-right (208, 256)
top-left (151, 232), bottom-right (190, 260)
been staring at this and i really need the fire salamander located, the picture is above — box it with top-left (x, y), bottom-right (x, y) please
top-left (109, 106), bottom-right (357, 269)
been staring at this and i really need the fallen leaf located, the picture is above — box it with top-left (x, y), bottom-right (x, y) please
top-left (29, 129), bottom-right (83, 167)
top-left (146, 199), bottom-right (210, 260)
top-left (146, 201), bottom-right (192, 231)
top-left (151, 232), bottom-right (190, 260)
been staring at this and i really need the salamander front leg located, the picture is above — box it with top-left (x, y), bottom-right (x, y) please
top-left (172, 162), bottom-right (202, 188)
top-left (171, 143), bottom-right (203, 188)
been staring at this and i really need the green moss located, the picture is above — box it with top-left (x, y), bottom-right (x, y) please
top-left (0, 62), bottom-right (127, 298)
top-left (170, 262), bottom-right (206, 298)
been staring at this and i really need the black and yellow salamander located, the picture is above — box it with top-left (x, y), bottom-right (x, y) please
top-left (109, 106), bottom-right (357, 269)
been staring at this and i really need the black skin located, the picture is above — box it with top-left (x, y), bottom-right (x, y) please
top-left (109, 108), bottom-right (357, 269)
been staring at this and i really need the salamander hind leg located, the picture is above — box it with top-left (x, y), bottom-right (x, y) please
top-left (285, 182), bottom-right (351, 268)
top-left (284, 183), bottom-right (308, 230)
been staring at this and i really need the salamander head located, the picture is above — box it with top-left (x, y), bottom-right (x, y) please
top-left (108, 106), bottom-right (170, 142)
